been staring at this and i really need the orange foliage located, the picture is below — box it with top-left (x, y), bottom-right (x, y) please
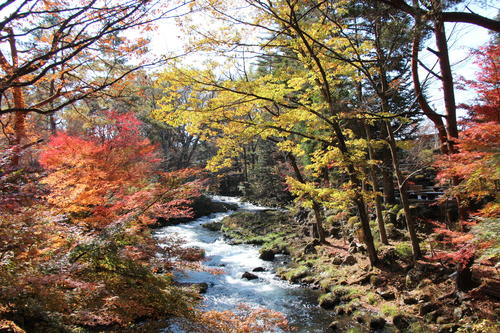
top-left (199, 305), bottom-right (290, 333)
top-left (435, 43), bottom-right (499, 216)
top-left (39, 111), bottom-right (202, 228)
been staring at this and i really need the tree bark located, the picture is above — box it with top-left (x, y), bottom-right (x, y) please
top-left (432, 1), bottom-right (458, 147)
top-left (378, 0), bottom-right (500, 32)
top-left (330, 120), bottom-right (378, 265)
top-left (365, 122), bottom-right (389, 245)
top-left (411, 2), bottom-right (450, 154)
top-left (381, 148), bottom-right (398, 225)
top-left (385, 121), bottom-right (422, 260)
top-left (287, 154), bottom-right (326, 243)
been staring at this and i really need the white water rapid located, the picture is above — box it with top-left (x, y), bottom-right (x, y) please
top-left (155, 196), bottom-right (334, 332)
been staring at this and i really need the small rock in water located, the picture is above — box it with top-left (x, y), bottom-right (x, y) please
top-left (252, 267), bottom-right (266, 272)
top-left (242, 271), bottom-right (258, 280)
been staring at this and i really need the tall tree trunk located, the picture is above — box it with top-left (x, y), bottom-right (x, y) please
top-left (330, 120), bottom-right (378, 266)
top-left (411, 1), bottom-right (450, 154)
top-left (287, 154), bottom-right (326, 243)
top-left (365, 122), bottom-right (389, 245)
top-left (11, 85), bottom-right (27, 167)
top-left (432, 0), bottom-right (465, 221)
top-left (5, 29), bottom-right (27, 167)
top-left (185, 136), bottom-right (199, 167)
top-left (242, 146), bottom-right (248, 183)
top-left (49, 114), bottom-right (57, 134)
top-left (374, 17), bottom-right (419, 257)
top-left (385, 121), bottom-right (422, 260)
top-left (432, 1), bottom-right (458, 145)
top-left (49, 71), bottom-right (57, 134)
top-left (381, 148), bottom-right (398, 226)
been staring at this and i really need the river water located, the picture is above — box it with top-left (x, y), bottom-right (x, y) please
top-left (154, 196), bottom-right (334, 332)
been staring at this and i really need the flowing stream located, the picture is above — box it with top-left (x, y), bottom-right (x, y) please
top-left (155, 196), bottom-right (334, 332)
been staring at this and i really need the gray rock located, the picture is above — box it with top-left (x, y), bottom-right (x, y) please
top-left (242, 271), bottom-right (258, 280)
top-left (202, 221), bottom-right (222, 231)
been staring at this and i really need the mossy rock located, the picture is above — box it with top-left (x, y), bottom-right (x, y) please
top-left (202, 221), bottom-right (222, 231)
top-left (318, 293), bottom-right (338, 309)
top-left (278, 265), bottom-right (310, 283)
top-left (220, 210), bottom-right (296, 253)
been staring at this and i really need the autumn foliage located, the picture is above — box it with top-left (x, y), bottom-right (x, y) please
top-left (40, 111), bottom-right (160, 227)
top-left (0, 111), bottom-right (209, 330)
top-left (435, 43), bottom-right (499, 216)
top-left (198, 305), bottom-right (290, 333)
top-left (429, 43), bottom-right (499, 293)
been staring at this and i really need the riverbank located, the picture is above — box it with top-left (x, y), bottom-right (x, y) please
top-left (214, 209), bottom-right (499, 332)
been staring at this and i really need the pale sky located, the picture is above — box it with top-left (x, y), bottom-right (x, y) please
top-left (149, 2), bottom-right (498, 121)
